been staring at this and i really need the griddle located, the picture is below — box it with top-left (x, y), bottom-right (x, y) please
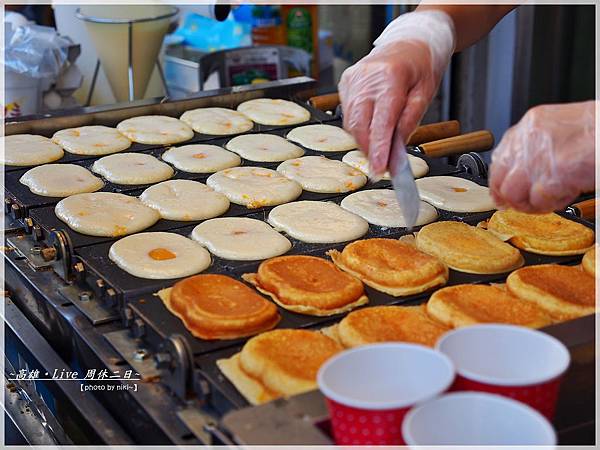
top-left (5, 78), bottom-right (596, 440)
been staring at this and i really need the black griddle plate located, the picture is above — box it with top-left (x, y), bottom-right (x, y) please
top-left (3, 99), bottom-right (332, 173)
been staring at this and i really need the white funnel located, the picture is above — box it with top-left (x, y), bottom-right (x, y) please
top-left (77, 5), bottom-right (177, 102)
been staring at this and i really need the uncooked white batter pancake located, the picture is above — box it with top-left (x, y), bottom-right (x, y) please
top-left (268, 201), bottom-right (369, 244)
top-left (161, 144), bottom-right (240, 173)
top-left (180, 107), bottom-right (254, 135)
top-left (342, 150), bottom-right (429, 179)
top-left (340, 189), bottom-right (438, 228)
top-left (92, 153), bottom-right (174, 185)
top-left (140, 180), bottom-right (230, 221)
top-left (109, 232), bottom-right (211, 279)
top-left (192, 217), bottom-right (291, 261)
top-left (4, 134), bottom-right (64, 166)
top-left (116, 115), bottom-right (193, 145)
top-left (225, 134), bottom-right (304, 162)
top-left (416, 176), bottom-right (495, 213)
top-left (277, 156), bottom-right (367, 193)
top-left (237, 98), bottom-right (310, 126)
top-left (20, 164), bottom-right (103, 197)
top-left (52, 125), bottom-right (131, 155)
top-left (207, 167), bottom-right (302, 209)
top-left (55, 192), bottom-right (160, 237)
top-left (286, 124), bottom-right (357, 152)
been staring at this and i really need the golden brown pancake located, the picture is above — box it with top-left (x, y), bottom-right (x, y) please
top-left (159, 274), bottom-right (280, 339)
top-left (328, 238), bottom-right (448, 296)
top-left (337, 305), bottom-right (451, 348)
top-left (243, 255), bottom-right (368, 316)
top-left (427, 284), bottom-right (553, 329)
top-left (487, 210), bottom-right (594, 256)
top-left (582, 246), bottom-right (595, 277)
top-left (416, 221), bottom-right (524, 274)
top-left (217, 329), bottom-right (342, 404)
top-left (506, 264), bottom-right (596, 321)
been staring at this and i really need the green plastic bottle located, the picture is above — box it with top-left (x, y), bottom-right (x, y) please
top-left (286, 7), bottom-right (313, 53)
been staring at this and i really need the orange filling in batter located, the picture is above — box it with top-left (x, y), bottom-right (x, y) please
top-left (193, 153), bottom-right (207, 159)
top-left (452, 187), bottom-right (468, 192)
top-left (149, 248), bottom-right (177, 260)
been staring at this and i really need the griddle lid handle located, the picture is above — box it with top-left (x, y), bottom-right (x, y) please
top-left (570, 198), bottom-right (596, 220)
top-left (308, 92), bottom-right (340, 112)
top-left (407, 120), bottom-right (461, 146)
top-left (417, 130), bottom-right (494, 158)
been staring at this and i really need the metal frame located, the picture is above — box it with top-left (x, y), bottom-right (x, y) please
top-left (75, 6), bottom-right (178, 103)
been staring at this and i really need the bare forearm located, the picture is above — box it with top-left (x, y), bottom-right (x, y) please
top-left (416, 4), bottom-right (516, 51)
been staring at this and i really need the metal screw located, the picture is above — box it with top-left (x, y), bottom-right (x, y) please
top-left (133, 349), bottom-right (149, 361)
top-left (11, 204), bottom-right (21, 219)
top-left (32, 224), bottom-right (43, 241)
top-left (78, 291), bottom-right (92, 302)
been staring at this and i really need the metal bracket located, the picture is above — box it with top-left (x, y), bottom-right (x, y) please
top-left (457, 152), bottom-right (488, 178)
top-left (155, 334), bottom-right (194, 400)
top-left (58, 285), bottom-right (120, 325)
top-left (221, 390), bottom-right (332, 445)
top-left (103, 329), bottom-right (161, 381)
top-left (46, 229), bottom-right (74, 282)
top-left (176, 406), bottom-right (233, 445)
top-left (6, 235), bottom-right (54, 272)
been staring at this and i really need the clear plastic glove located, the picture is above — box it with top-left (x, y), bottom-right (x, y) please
top-left (338, 11), bottom-right (455, 177)
top-left (490, 101), bottom-right (596, 213)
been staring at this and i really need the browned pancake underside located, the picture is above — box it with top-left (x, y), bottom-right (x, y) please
top-left (166, 274), bottom-right (280, 339)
top-left (255, 255), bottom-right (365, 310)
top-left (427, 284), bottom-right (552, 328)
top-left (512, 265), bottom-right (594, 307)
top-left (239, 329), bottom-right (342, 396)
top-left (488, 210), bottom-right (594, 255)
top-left (338, 305), bottom-right (450, 348)
top-left (416, 221), bottom-right (523, 274)
top-left (334, 238), bottom-right (448, 288)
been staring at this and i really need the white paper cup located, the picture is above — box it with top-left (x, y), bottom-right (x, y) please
top-left (402, 391), bottom-right (557, 446)
top-left (436, 324), bottom-right (570, 418)
top-left (317, 343), bottom-right (455, 445)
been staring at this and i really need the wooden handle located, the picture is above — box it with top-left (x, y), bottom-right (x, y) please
top-left (407, 120), bottom-right (461, 146)
top-left (571, 198), bottom-right (596, 220)
top-left (308, 93), bottom-right (340, 112)
top-left (417, 130), bottom-right (495, 158)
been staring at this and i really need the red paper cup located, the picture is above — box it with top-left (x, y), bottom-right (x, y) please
top-left (317, 343), bottom-right (455, 445)
top-left (436, 324), bottom-right (570, 420)
top-left (402, 391), bottom-right (557, 446)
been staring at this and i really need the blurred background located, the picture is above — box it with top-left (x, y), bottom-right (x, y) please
top-left (4, 3), bottom-right (595, 141)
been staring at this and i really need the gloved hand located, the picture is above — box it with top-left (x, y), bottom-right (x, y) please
top-left (338, 10), bottom-right (456, 177)
top-left (490, 101), bottom-right (596, 213)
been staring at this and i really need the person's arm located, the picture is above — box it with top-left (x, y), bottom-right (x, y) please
top-left (416, 4), bottom-right (515, 52)
top-left (339, 5), bottom-right (516, 178)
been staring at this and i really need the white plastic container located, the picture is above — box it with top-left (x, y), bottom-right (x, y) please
top-left (5, 69), bottom-right (41, 118)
